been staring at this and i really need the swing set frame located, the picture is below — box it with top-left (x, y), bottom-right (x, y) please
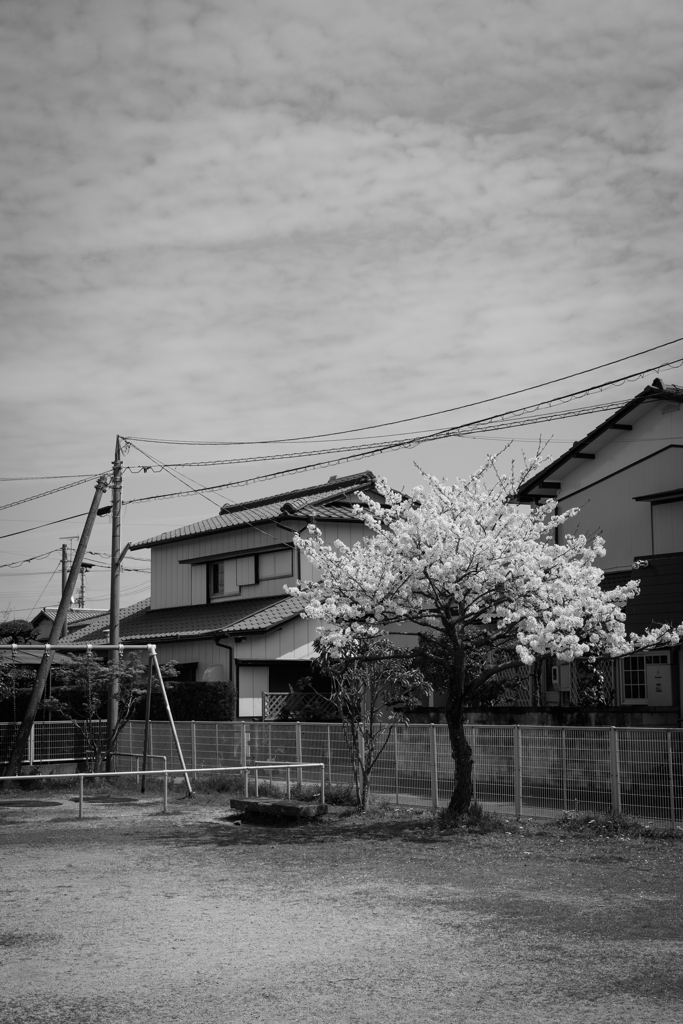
top-left (0, 643), bottom-right (192, 795)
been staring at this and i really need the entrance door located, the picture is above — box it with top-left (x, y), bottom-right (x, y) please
top-left (238, 666), bottom-right (269, 718)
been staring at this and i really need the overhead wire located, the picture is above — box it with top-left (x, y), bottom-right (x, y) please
top-left (121, 398), bottom-right (629, 505)
top-left (125, 441), bottom-right (230, 508)
top-left (0, 473), bottom-right (107, 481)
top-left (28, 559), bottom-right (62, 618)
top-left (0, 549), bottom-right (61, 570)
top-left (122, 336), bottom-right (683, 446)
top-left (0, 512), bottom-right (90, 541)
top-left (0, 475), bottom-right (105, 512)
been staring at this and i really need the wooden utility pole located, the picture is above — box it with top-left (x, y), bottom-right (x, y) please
top-left (3, 476), bottom-right (109, 776)
top-left (106, 436), bottom-right (123, 771)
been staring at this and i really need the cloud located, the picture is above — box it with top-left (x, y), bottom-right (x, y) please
top-left (1, 0), bottom-right (683, 610)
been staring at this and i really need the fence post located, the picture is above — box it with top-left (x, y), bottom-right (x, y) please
top-left (327, 725), bottom-right (332, 787)
top-left (429, 723), bottom-right (438, 810)
top-left (78, 775), bottom-right (84, 819)
top-left (667, 731), bottom-right (676, 831)
top-left (216, 722), bottom-right (219, 768)
top-left (471, 726), bottom-right (477, 805)
top-left (240, 721), bottom-right (247, 767)
top-left (394, 727), bottom-right (399, 805)
top-left (295, 721), bottom-right (303, 786)
top-left (561, 728), bottom-right (568, 813)
top-left (191, 720), bottom-right (197, 780)
top-left (28, 723), bottom-right (35, 766)
top-left (609, 727), bottom-right (621, 815)
top-left (513, 725), bottom-right (522, 818)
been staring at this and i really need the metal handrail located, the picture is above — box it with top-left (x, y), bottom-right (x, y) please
top-left (0, 762), bottom-right (326, 818)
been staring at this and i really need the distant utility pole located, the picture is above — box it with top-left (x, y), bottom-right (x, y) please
top-left (59, 536), bottom-right (78, 638)
top-left (106, 435), bottom-right (123, 771)
top-left (3, 476), bottom-right (109, 776)
top-left (78, 562), bottom-right (93, 608)
top-left (60, 544), bottom-right (68, 638)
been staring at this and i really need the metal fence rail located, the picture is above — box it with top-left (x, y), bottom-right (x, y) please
top-left (3, 720), bottom-right (683, 827)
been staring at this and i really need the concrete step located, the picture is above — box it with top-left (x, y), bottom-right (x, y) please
top-left (229, 796), bottom-right (328, 820)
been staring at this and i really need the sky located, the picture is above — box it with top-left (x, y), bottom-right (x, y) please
top-left (1, 0), bottom-right (683, 617)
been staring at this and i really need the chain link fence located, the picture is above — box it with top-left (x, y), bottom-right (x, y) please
top-left (3, 720), bottom-right (682, 827)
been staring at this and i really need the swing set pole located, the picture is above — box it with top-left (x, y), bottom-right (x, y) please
top-left (151, 650), bottom-right (193, 797)
top-left (2, 475), bottom-right (109, 777)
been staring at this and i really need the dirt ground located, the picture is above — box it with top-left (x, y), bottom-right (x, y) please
top-left (1, 786), bottom-right (682, 1024)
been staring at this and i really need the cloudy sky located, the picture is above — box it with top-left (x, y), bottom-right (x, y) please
top-left (2, 0), bottom-right (683, 616)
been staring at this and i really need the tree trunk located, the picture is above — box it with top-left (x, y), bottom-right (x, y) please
top-left (445, 648), bottom-right (473, 815)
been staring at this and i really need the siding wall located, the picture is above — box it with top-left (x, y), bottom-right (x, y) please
top-left (231, 615), bottom-right (318, 662)
top-left (555, 406), bottom-right (683, 570)
top-left (150, 519), bottom-right (369, 609)
top-left (151, 522), bottom-right (298, 609)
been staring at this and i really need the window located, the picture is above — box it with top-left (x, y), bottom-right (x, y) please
top-left (209, 555), bottom-right (256, 599)
top-left (175, 662), bottom-right (198, 682)
top-left (210, 562), bottom-right (224, 596)
top-left (652, 500), bottom-right (683, 555)
top-left (623, 656), bottom-right (646, 701)
top-left (258, 548), bottom-right (293, 581)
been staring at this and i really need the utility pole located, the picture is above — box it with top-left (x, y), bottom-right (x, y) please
top-left (60, 544), bottom-right (68, 638)
top-left (78, 562), bottom-right (94, 608)
top-left (3, 476), bottom-right (109, 776)
top-left (106, 435), bottom-right (123, 771)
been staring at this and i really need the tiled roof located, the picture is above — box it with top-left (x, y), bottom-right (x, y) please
top-left (225, 594), bottom-right (308, 633)
top-left (129, 471), bottom-right (376, 550)
top-left (64, 596), bottom-right (300, 644)
top-left (33, 607), bottom-right (107, 627)
top-left (287, 503), bottom-right (364, 521)
top-left (64, 599), bottom-right (151, 644)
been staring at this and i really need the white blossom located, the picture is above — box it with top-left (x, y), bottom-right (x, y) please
top-left (287, 460), bottom-right (680, 663)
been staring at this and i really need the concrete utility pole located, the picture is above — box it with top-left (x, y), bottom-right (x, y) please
top-left (3, 476), bottom-right (109, 776)
top-left (106, 435), bottom-right (123, 771)
top-left (60, 544), bottom-right (68, 638)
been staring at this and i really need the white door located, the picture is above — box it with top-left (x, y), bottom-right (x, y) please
top-left (238, 666), bottom-right (269, 718)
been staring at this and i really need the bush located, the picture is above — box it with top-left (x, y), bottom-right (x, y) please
top-left (134, 679), bottom-right (236, 722)
top-left (556, 810), bottom-right (683, 839)
top-left (325, 783), bottom-right (358, 806)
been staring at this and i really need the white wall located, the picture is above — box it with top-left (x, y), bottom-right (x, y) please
top-left (555, 404), bottom-right (683, 569)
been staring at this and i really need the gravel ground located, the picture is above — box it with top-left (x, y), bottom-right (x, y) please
top-left (1, 789), bottom-right (682, 1024)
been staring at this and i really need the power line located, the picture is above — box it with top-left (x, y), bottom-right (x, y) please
top-left (125, 442), bottom-right (229, 508)
top-left (120, 398), bottom-right (625, 506)
top-left (0, 511), bottom-right (89, 541)
top-left (28, 559), bottom-right (62, 618)
top-left (122, 336), bottom-right (683, 446)
top-left (0, 473), bottom-right (106, 481)
top-left (0, 549), bottom-right (61, 569)
top-left (0, 475), bottom-right (104, 512)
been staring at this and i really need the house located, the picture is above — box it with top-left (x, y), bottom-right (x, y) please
top-left (31, 607), bottom-right (108, 641)
top-left (68, 472), bottom-right (384, 718)
top-left (516, 377), bottom-right (683, 717)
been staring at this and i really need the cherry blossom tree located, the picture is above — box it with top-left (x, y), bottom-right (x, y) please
top-left (288, 460), bottom-right (681, 815)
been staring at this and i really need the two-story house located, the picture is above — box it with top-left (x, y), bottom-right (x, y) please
top-left (69, 472), bottom-right (382, 718)
top-left (516, 377), bottom-right (683, 717)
